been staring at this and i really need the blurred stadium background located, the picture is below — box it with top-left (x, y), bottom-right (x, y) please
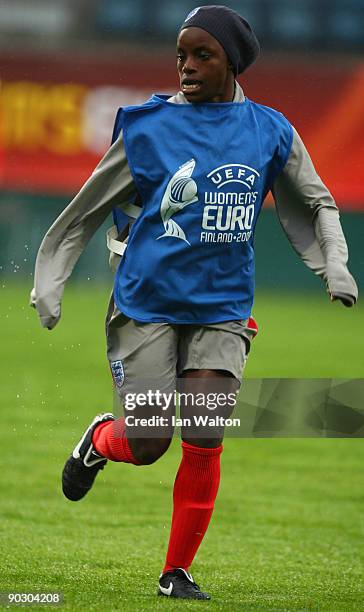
top-left (1, 3), bottom-right (363, 609)
top-left (0, 0), bottom-right (363, 288)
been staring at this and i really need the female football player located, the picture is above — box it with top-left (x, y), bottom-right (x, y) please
top-left (31, 5), bottom-right (357, 600)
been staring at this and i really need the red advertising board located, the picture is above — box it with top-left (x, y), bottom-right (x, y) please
top-left (0, 51), bottom-right (363, 208)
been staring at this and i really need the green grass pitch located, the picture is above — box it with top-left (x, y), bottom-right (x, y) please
top-left (0, 284), bottom-right (363, 610)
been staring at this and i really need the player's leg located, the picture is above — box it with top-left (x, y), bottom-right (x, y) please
top-left (62, 297), bottom-right (177, 501)
top-left (180, 367), bottom-right (240, 447)
top-left (158, 321), bottom-right (253, 599)
top-left (178, 318), bottom-right (258, 449)
top-left (102, 298), bottom-right (177, 464)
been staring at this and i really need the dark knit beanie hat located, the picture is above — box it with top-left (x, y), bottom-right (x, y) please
top-left (180, 5), bottom-right (260, 75)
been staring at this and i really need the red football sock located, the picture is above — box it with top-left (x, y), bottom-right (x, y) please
top-left (163, 441), bottom-right (222, 573)
top-left (92, 418), bottom-right (140, 464)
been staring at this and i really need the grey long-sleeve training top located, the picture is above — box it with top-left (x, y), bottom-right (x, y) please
top-left (31, 83), bottom-right (358, 329)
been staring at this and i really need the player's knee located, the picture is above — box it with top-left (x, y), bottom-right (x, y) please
top-left (131, 438), bottom-right (172, 465)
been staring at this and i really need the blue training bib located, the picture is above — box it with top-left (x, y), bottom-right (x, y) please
top-left (113, 94), bottom-right (293, 323)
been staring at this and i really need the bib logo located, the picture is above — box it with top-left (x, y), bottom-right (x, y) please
top-left (202, 164), bottom-right (260, 241)
top-left (207, 164), bottom-right (260, 189)
top-left (157, 159), bottom-right (198, 244)
top-left (157, 160), bottom-right (260, 245)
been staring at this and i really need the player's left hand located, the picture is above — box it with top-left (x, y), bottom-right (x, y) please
top-left (326, 261), bottom-right (358, 308)
top-left (329, 291), bottom-right (355, 307)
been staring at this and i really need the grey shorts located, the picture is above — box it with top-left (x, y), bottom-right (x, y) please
top-left (105, 296), bottom-right (254, 396)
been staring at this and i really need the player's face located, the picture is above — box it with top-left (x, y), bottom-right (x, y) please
top-left (176, 27), bottom-right (235, 103)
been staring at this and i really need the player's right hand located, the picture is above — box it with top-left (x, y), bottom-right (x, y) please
top-left (29, 288), bottom-right (61, 329)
